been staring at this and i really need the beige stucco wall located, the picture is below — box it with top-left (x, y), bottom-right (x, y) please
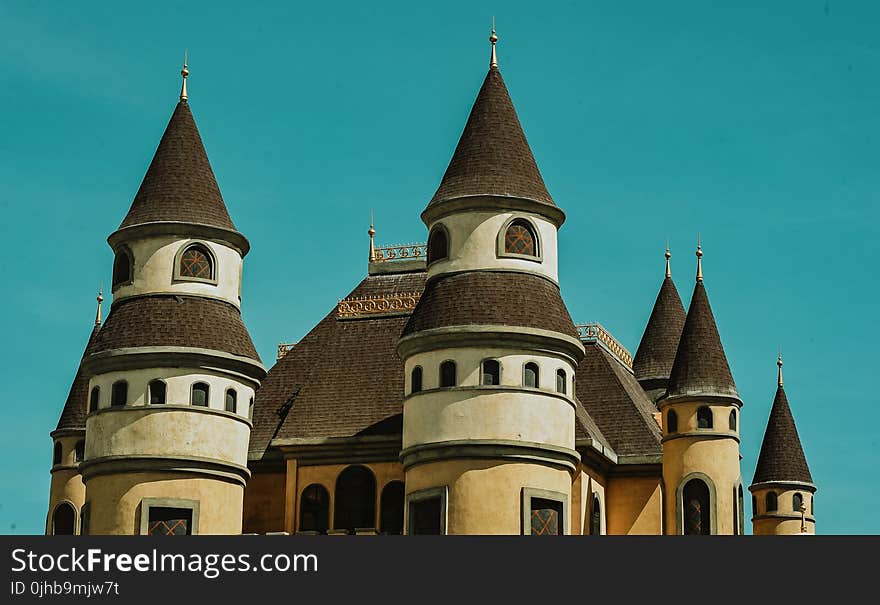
top-left (405, 459), bottom-right (571, 535)
top-left (47, 434), bottom-right (86, 534)
top-left (750, 486), bottom-right (815, 535)
top-left (113, 235), bottom-right (243, 307)
top-left (573, 467), bottom-right (607, 535)
top-left (426, 211), bottom-right (559, 283)
top-left (85, 472), bottom-right (243, 535)
top-left (242, 470), bottom-right (286, 534)
top-left (606, 475), bottom-right (663, 535)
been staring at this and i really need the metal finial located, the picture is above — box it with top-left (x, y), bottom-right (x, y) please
top-left (665, 242), bottom-right (672, 278)
top-left (777, 351), bottom-right (784, 387)
top-left (180, 51), bottom-right (189, 102)
top-left (489, 18), bottom-right (498, 69)
top-left (695, 234), bottom-right (703, 283)
top-left (368, 210), bottom-right (376, 262)
top-left (95, 287), bottom-right (104, 326)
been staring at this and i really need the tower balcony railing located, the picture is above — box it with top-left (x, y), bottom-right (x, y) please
top-left (575, 322), bottom-right (633, 369)
top-left (370, 242), bottom-right (426, 263)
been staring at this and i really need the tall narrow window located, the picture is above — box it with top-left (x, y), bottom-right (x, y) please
top-left (504, 219), bottom-right (538, 257)
top-left (439, 361), bottom-right (456, 388)
top-left (112, 248), bottom-right (132, 288)
top-left (732, 487), bottom-right (739, 535)
top-left (380, 481), bottom-right (405, 535)
top-left (111, 381), bottom-right (127, 407)
top-left (556, 369), bottom-right (567, 394)
top-left (147, 507), bottom-right (193, 535)
top-left (411, 366), bottom-right (423, 394)
top-left (179, 244), bottom-right (214, 280)
top-left (729, 409), bottom-right (737, 431)
top-left (225, 389), bottom-right (237, 413)
top-left (299, 484), bottom-right (330, 534)
top-left (752, 495), bottom-right (758, 515)
top-left (524, 362), bottom-right (539, 388)
top-left (530, 498), bottom-right (563, 536)
top-left (426, 225), bottom-right (449, 264)
top-left (590, 493), bottom-right (602, 536)
top-left (481, 359), bottom-right (500, 386)
top-left (334, 465), bottom-right (377, 533)
top-left (249, 397), bottom-right (254, 420)
top-left (191, 382), bottom-right (209, 407)
top-left (89, 386), bottom-right (100, 413)
top-left (74, 440), bottom-right (85, 463)
top-left (792, 493), bottom-right (803, 513)
top-left (149, 380), bottom-right (166, 405)
top-left (683, 478), bottom-right (711, 535)
top-left (738, 485), bottom-right (744, 535)
top-left (810, 496), bottom-right (814, 515)
top-left (766, 491), bottom-right (778, 512)
top-left (667, 410), bottom-right (679, 433)
top-left (51, 502), bottom-right (76, 535)
top-left (53, 442), bottom-right (62, 465)
top-left (696, 406), bottom-right (713, 429)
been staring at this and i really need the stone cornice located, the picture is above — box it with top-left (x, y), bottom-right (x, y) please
top-left (108, 221), bottom-right (250, 256)
top-left (81, 346), bottom-right (266, 383)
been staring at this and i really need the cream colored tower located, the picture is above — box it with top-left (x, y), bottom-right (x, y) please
top-left (658, 243), bottom-right (744, 535)
top-left (749, 355), bottom-right (816, 535)
top-left (397, 30), bottom-right (583, 535)
top-left (76, 62), bottom-right (265, 535)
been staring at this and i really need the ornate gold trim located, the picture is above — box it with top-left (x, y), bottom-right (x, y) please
top-left (371, 243), bottom-right (426, 263)
top-left (337, 292), bottom-right (421, 318)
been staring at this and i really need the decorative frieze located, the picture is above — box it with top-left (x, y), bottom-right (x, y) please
top-left (337, 292), bottom-right (422, 318)
top-left (371, 243), bottom-right (426, 263)
top-left (576, 322), bottom-right (633, 368)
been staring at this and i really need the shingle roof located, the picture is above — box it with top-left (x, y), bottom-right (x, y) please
top-left (666, 282), bottom-right (739, 400)
top-left (575, 344), bottom-right (662, 457)
top-left (119, 101), bottom-right (237, 232)
top-left (250, 272), bottom-right (426, 457)
top-left (428, 67), bottom-right (554, 208)
top-left (402, 271), bottom-right (579, 340)
top-left (86, 295), bottom-right (260, 362)
top-left (55, 325), bottom-right (102, 432)
top-left (633, 277), bottom-right (686, 382)
top-left (752, 386), bottom-right (813, 485)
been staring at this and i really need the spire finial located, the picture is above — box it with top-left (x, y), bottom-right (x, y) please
top-left (695, 234), bottom-right (703, 283)
top-left (95, 287), bottom-right (104, 326)
top-left (665, 241), bottom-right (672, 278)
top-left (368, 210), bottom-right (376, 262)
top-left (489, 18), bottom-right (498, 69)
top-left (180, 50), bottom-right (189, 102)
top-left (777, 350), bottom-right (784, 387)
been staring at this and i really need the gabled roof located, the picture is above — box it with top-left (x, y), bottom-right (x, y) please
top-left (633, 276), bottom-right (686, 383)
top-left (119, 101), bottom-right (237, 232)
top-left (666, 282), bottom-right (739, 400)
top-left (427, 67), bottom-right (554, 208)
top-left (752, 385), bottom-right (813, 485)
top-left (55, 325), bottom-right (102, 432)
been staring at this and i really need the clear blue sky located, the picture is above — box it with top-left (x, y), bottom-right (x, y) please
top-left (1, 1), bottom-right (877, 534)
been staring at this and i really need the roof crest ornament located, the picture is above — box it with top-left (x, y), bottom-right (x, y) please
top-left (777, 351), bottom-right (784, 387)
top-left (695, 234), bottom-right (703, 283)
top-left (489, 18), bottom-right (498, 69)
top-left (665, 241), bottom-right (672, 278)
top-left (180, 50), bottom-right (189, 102)
top-left (95, 287), bottom-right (104, 326)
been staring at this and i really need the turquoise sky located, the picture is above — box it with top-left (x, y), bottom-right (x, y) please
top-left (1, 1), bottom-right (877, 534)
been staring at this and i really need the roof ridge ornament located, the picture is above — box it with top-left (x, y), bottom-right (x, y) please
top-left (95, 287), bottom-right (104, 326)
top-left (665, 241), bottom-right (672, 278)
top-left (695, 234), bottom-right (703, 283)
top-left (489, 18), bottom-right (498, 69)
top-left (180, 50), bottom-right (189, 102)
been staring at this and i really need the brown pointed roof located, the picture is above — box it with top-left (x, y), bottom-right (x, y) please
top-left (752, 386), bottom-right (813, 485)
top-left (666, 282), bottom-right (739, 400)
top-left (119, 101), bottom-right (237, 231)
top-left (633, 276), bottom-right (686, 383)
top-left (54, 326), bottom-right (102, 432)
top-left (427, 67), bottom-right (554, 208)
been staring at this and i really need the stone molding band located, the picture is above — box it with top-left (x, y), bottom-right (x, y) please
top-left (421, 194), bottom-right (566, 227)
top-left (400, 439), bottom-right (580, 471)
top-left (79, 454), bottom-right (251, 486)
top-left (82, 346), bottom-right (267, 383)
top-left (108, 221), bottom-right (250, 256)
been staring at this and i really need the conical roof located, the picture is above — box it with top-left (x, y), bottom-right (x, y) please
top-left (753, 385), bottom-right (813, 485)
top-left (427, 67), bottom-right (554, 208)
top-left (119, 100), bottom-right (236, 231)
top-left (633, 276), bottom-right (686, 383)
top-left (666, 282), bottom-right (739, 399)
top-left (55, 325), bottom-right (102, 432)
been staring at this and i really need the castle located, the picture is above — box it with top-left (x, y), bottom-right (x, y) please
top-left (46, 32), bottom-right (816, 536)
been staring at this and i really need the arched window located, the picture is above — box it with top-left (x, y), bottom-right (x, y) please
top-left (728, 409), bottom-right (737, 431)
top-left (793, 493), bottom-right (803, 513)
top-left (380, 481), bottom-right (405, 535)
top-left (148, 380), bottom-right (166, 405)
top-left (524, 362), bottom-right (539, 388)
top-left (74, 440), bottom-right (85, 463)
top-left (110, 381), bottom-right (128, 407)
top-left (89, 386), bottom-right (100, 413)
top-left (810, 496), bottom-right (814, 515)
top-left (503, 219), bottom-right (538, 257)
top-left (225, 389), bottom-right (237, 413)
top-left (411, 366), bottom-right (423, 394)
top-left (52, 502), bottom-right (76, 535)
top-left (53, 442), bottom-right (62, 465)
top-left (178, 244), bottom-right (214, 280)
top-left (589, 493), bottom-right (602, 536)
top-left (191, 382), bottom-right (209, 407)
top-left (683, 478), bottom-right (711, 535)
top-left (696, 406), bottom-right (713, 429)
top-left (248, 397), bottom-right (254, 420)
top-left (112, 247), bottom-right (132, 289)
top-left (481, 359), bottom-right (500, 386)
top-left (440, 361), bottom-right (456, 388)
top-left (766, 491), bottom-right (778, 512)
top-left (298, 484), bottom-right (330, 534)
top-left (556, 369), bottom-right (567, 394)
top-left (334, 465), bottom-right (377, 533)
top-left (426, 225), bottom-right (449, 264)
top-left (667, 410), bottom-right (678, 433)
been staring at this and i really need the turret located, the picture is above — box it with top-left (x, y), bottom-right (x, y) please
top-left (76, 60), bottom-right (265, 535)
top-left (397, 27), bottom-right (583, 534)
top-left (658, 240), bottom-right (744, 534)
top-left (749, 355), bottom-right (816, 535)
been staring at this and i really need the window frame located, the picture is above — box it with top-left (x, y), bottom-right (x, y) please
top-left (555, 369), bottom-right (567, 394)
top-left (51, 501), bottom-right (78, 535)
top-left (792, 492), bottom-right (804, 513)
top-left (110, 380), bottom-right (128, 407)
top-left (765, 491), bottom-right (778, 512)
top-left (52, 442), bottom-right (63, 466)
top-left (675, 472), bottom-right (717, 535)
top-left (191, 382), bottom-right (210, 407)
top-left (439, 360), bottom-right (457, 388)
top-left (74, 440), bottom-right (85, 463)
top-left (696, 406), bottom-right (714, 429)
top-left (497, 215), bottom-right (543, 262)
top-left (138, 497), bottom-right (200, 536)
top-left (410, 366), bottom-right (423, 394)
top-left (521, 487), bottom-right (569, 536)
top-left (728, 409), bottom-right (737, 431)
top-left (405, 486), bottom-right (448, 535)
top-left (667, 409), bottom-right (679, 434)
top-left (298, 483), bottom-right (330, 534)
top-left (426, 223), bottom-right (450, 266)
top-left (333, 465), bottom-right (377, 534)
top-left (173, 240), bottom-right (218, 285)
top-left (589, 492), bottom-right (603, 536)
top-left (111, 245), bottom-right (134, 291)
top-left (379, 480), bottom-right (405, 535)
top-left (481, 358), bottom-right (501, 386)
top-left (89, 386), bottom-right (100, 413)
top-left (523, 362), bottom-right (540, 389)
top-left (148, 379), bottom-right (167, 405)
top-left (225, 388), bottom-right (238, 414)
